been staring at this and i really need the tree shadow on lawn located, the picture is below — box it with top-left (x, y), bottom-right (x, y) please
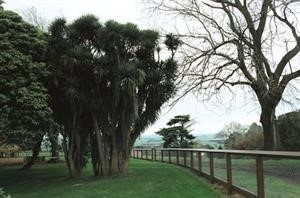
top-left (0, 163), bottom-right (105, 194)
top-left (0, 160), bottom-right (222, 198)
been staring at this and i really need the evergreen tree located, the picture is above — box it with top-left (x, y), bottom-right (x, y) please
top-left (156, 115), bottom-right (195, 148)
top-left (277, 111), bottom-right (300, 151)
top-left (0, 3), bottom-right (53, 150)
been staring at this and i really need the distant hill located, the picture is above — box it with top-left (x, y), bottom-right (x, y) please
top-left (194, 133), bottom-right (217, 141)
top-left (194, 133), bottom-right (224, 148)
top-left (134, 134), bottom-right (162, 147)
top-left (134, 133), bottom-right (221, 148)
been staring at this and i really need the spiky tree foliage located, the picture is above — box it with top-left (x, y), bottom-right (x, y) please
top-left (47, 15), bottom-right (177, 177)
top-left (0, 4), bottom-right (53, 151)
top-left (47, 16), bottom-right (96, 177)
top-left (164, 33), bottom-right (182, 58)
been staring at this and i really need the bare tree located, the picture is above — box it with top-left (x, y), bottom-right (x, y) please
top-left (20, 6), bottom-right (48, 30)
top-left (150, 0), bottom-right (300, 150)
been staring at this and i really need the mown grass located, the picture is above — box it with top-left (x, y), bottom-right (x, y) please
top-left (158, 154), bottom-right (300, 198)
top-left (208, 158), bottom-right (300, 198)
top-left (0, 159), bottom-right (222, 198)
top-left (212, 168), bottom-right (300, 198)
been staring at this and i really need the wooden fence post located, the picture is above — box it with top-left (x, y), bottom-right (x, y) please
top-left (136, 150), bottom-right (138, 158)
top-left (191, 151), bottom-right (194, 169)
top-left (198, 152), bottom-right (202, 173)
top-left (161, 150), bottom-right (164, 162)
top-left (133, 150), bottom-right (135, 158)
top-left (209, 152), bottom-right (214, 183)
top-left (176, 150), bottom-right (179, 164)
top-left (168, 150), bottom-right (171, 163)
top-left (146, 150), bottom-right (148, 160)
top-left (256, 155), bottom-right (265, 198)
top-left (184, 150), bottom-right (187, 167)
top-left (154, 149), bottom-right (157, 161)
top-left (151, 148), bottom-right (154, 161)
top-left (226, 153), bottom-right (232, 195)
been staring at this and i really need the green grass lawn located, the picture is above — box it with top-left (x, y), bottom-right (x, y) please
top-left (155, 154), bottom-right (300, 198)
top-left (212, 168), bottom-right (300, 198)
top-left (0, 159), bottom-right (222, 198)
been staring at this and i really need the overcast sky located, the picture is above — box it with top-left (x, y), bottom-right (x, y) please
top-left (3, 0), bottom-right (300, 135)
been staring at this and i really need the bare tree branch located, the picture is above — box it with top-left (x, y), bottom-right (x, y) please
top-left (148, 0), bottom-right (300, 150)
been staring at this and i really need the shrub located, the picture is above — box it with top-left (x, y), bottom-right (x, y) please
top-left (0, 188), bottom-right (11, 198)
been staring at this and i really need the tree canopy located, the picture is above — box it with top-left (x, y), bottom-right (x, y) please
top-left (0, 4), bottom-right (53, 148)
top-left (277, 111), bottom-right (300, 151)
top-left (216, 122), bottom-right (247, 139)
top-left (47, 15), bottom-right (178, 176)
top-left (223, 122), bottom-right (263, 150)
top-left (156, 115), bottom-right (195, 148)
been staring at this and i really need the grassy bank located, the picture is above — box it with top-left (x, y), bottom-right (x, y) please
top-left (0, 159), bottom-right (221, 198)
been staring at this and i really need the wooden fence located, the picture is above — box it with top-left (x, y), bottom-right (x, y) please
top-left (131, 148), bottom-right (300, 198)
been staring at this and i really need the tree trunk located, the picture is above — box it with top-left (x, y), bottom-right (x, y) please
top-left (92, 115), bottom-right (110, 176)
top-left (62, 132), bottom-right (70, 168)
top-left (260, 106), bottom-right (281, 150)
top-left (119, 158), bottom-right (129, 174)
top-left (68, 156), bottom-right (81, 177)
top-left (49, 133), bottom-right (59, 163)
top-left (101, 149), bottom-right (110, 176)
top-left (90, 134), bottom-right (100, 176)
top-left (110, 131), bottom-right (119, 175)
top-left (64, 113), bottom-right (83, 177)
top-left (119, 149), bottom-right (130, 174)
top-left (66, 136), bottom-right (82, 177)
top-left (21, 137), bottom-right (43, 170)
top-left (110, 149), bottom-right (119, 175)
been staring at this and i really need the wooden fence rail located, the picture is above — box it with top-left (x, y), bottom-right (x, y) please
top-left (131, 148), bottom-right (300, 198)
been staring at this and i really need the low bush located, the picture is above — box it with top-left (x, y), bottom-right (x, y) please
top-left (0, 188), bottom-right (10, 198)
